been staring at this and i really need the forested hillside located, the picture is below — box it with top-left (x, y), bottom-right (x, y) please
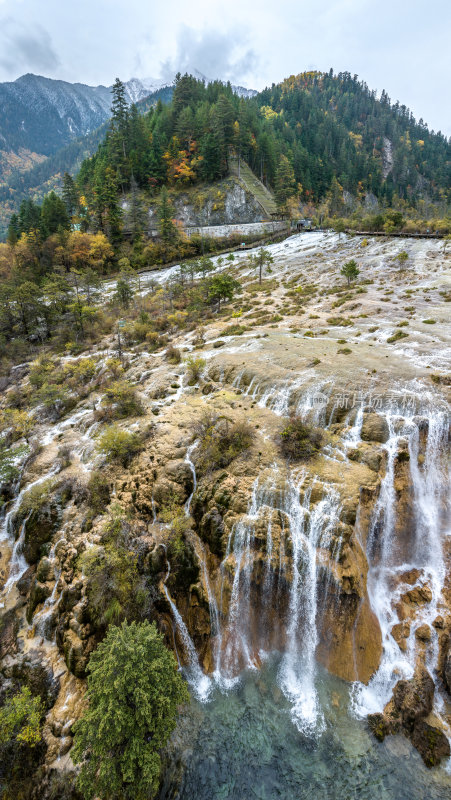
top-left (0, 86), bottom-right (174, 238)
top-left (74, 71), bottom-right (450, 223)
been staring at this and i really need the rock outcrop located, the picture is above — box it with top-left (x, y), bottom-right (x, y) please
top-left (368, 667), bottom-right (450, 767)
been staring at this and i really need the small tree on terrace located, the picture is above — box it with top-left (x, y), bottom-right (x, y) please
top-left (249, 248), bottom-right (274, 285)
top-left (115, 276), bottom-right (134, 308)
top-left (207, 273), bottom-right (241, 311)
top-left (394, 250), bottom-right (409, 270)
top-left (73, 620), bottom-right (189, 800)
top-left (340, 259), bottom-right (360, 287)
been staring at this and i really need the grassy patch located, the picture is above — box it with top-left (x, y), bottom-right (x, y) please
top-left (387, 331), bottom-right (409, 343)
top-left (326, 316), bottom-right (353, 327)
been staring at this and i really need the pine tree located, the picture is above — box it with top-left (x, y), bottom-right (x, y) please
top-left (62, 172), bottom-right (78, 218)
top-left (110, 78), bottom-right (130, 189)
top-left (40, 192), bottom-right (70, 237)
top-left (7, 213), bottom-right (20, 245)
top-left (128, 175), bottom-right (145, 240)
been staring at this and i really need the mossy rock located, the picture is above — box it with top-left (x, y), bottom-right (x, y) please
top-left (411, 717), bottom-right (450, 767)
top-left (22, 501), bottom-right (61, 563)
top-left (36, 556), bottom-right (53, 583)
top-left (27, 580), bottom-right (51, 623)
top-left (199, 507), bottom-right (225, 557)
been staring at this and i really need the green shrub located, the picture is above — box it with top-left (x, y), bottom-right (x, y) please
top-left (87, 471), bottom-right (111, 514)
top-left (101, 380), bottom-right (144, 419)
top-left (0, 686), bottom-right (44, 799)
top-left (185, 356), bottom-right (205, 385)
top-left (0, 686), bottom-right (43, 747)
top-left (194, 414), bottom-right (254, 474)
top-left (422, 318), bottom-right (437, 324)
top-left (97, 426), bottom-right (142, 466)
top-left (326, 316), bottom-right (353, 326)
top-left (35, 382), bottom-right (74, 419)
top-left (80, 541), bottom-right (142, 629)
top-left (29, 356), bottom-right (60, 389)
top-left (279, 417), bottom-right (323, 460)
top-left (62, 357), bottom-right (97, 387)
top-left (220, 324), bottom-right (248, 336)
top-left (0, 409), bottom-right (34, 441)
top-left (165, 344), bottom-right (182, 364)
top-left (387, 330), bottom-right (409, 343)
top-left (18, 478), bottom-right (56, 519)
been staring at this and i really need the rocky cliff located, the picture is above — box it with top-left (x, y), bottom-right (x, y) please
top-left (0, 232), bottom-right (450, 796)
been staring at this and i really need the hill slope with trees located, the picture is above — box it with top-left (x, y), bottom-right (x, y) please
top-left (73, 71), bottom-right (450, 226)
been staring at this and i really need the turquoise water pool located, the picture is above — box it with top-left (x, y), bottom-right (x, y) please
top-left (161, 657), bottom-right (451, 800)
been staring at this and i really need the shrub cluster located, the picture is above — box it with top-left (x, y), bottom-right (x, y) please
top-left (279, 417), bottom-right (323, 460)
top-left (194, 413), bottom-right (254, 474)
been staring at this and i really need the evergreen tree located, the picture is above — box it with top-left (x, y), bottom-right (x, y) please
top-left (207, 273), bottom-right (241, 310)
top-left (127, 175), bottom-right (145, 239)
top-left (157, 187), bottom-right (178, 245)
top-left (72, 620), bottom-right (189, 800)
top-left (275, 155), bottom-right (296, 207)
top-left (7, 213), bottom-right (20, 245)
top-left (62, 172), bottom-right (78, 217)
top-left (40, 192), bottom-right (70, 237)
top-left (110, 78), bottom-right (130, 189)
top-left (18, 198), bottom-right (42, 235)
top-left (340, 259), bottom-right (360, 286)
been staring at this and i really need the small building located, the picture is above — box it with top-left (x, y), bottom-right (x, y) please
top-left (294, 218), bottom-right (312, 231)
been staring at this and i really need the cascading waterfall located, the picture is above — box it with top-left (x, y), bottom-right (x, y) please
top-left (220, 477), bottom-right (260, 679)
top-left (353, 401), bottom-right (450, 721)
top-left (4, 513), bottom-right (31, 591)
top-left (215, 465), bottom-right (342, 730)
top-left (184, 442), bottom-right (197, 516)
top-left (1, 466), bottom-right (59, 595)
top-left (34, 536), bottom-right (66, 639)
top-left (161, 545), bottom-right (212, 701)
top-left (278, 477), bottom-right (341, 734)
top-left (155, 443), bottom-right (214, 700)
top-left (342, 403), bottom-right (365, 448)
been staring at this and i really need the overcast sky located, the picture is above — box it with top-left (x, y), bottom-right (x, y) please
top-left (0, 0), bottom-right (450, 135)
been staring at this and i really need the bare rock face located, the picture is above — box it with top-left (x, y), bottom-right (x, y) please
top-left (360, 412), bottom-right (389, 444)
top-left (368, 666), bottom-right (450, 767)
top-left (444, 640), bottom-right (451, 694)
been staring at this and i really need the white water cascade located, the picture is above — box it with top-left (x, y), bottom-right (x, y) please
top-left (158, 446), bottom-right (212, 700)
top-left (161, 546), bottom-right (212, 701)
top-left (278, 477), bottom-right (341, 734)
top-left (1, 466), bottom-right (60, 595)
top-left (353, 401), bottom-right (450, 720)
top-left (215, 466), bottom-right (342, 730)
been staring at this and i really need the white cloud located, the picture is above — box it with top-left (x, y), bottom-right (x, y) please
top-left (0, 0), bottom-right (449, 133)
